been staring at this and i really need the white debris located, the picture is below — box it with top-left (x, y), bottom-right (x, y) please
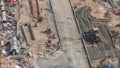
top-left (15, 65), bottom-right (21, 68)
top-left (1, 49), bottom-right (7, 56)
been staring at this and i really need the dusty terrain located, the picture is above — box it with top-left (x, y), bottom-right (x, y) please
top-left (38, 0), bottom-right (89, 68)
top-left (72, 0), bottom-right (120, 67)
top-left (0, 0), bottom-right (58, 68)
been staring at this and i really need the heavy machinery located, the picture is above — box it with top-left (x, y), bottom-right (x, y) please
top-left (103, 0), bottom-right (120, 15)
top-left (83, 28), bottom-right (101, 44)
top-left (7, 0), bottom-right (19, 2)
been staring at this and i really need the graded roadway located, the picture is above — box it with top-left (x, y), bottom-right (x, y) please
top-left (38, 0), bottom-right (89, 68)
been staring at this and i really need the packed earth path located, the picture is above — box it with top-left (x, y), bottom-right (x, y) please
top-left (37, 0), bottom-right (90, 68)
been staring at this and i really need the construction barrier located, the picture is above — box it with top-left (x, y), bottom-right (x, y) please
top-left (69, 0), bottom-right (92, 68)
top-left (48, 0), bottom-right (61, 55)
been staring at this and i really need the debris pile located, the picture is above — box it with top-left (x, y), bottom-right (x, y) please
top-left (0, 0), bottom-right (59, 68)
top-left (0, 0), bottom-right (33, 68)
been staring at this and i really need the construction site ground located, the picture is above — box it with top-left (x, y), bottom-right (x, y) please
top-left (72, 0), bottom-right (120, 67)
top-left (38, 0), bottom-right (89, 68)
top-left (0, 0), bottom-right (58, 68)
top-left (2, 0), bottom-right (120, 68)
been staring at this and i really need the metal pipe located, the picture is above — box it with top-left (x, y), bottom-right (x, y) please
top-left (36, 0), bottom-right (40, 16)
top-left (21, 25), bottom-right (29, 43)
top-left (28, 24), bottom-right (35, 40)
top-left (108, 0), bottom-right (116, 8)
top-left (1, 0), bottom-right (6, 22)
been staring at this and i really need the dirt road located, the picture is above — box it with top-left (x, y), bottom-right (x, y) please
top-left (38, 0), bottom-right (89, 68)
top-left (51, 0), bottom-right (89, 67)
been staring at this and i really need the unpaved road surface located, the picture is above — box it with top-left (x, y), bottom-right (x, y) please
top-left (38, 0), bottom-right (89, 68)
